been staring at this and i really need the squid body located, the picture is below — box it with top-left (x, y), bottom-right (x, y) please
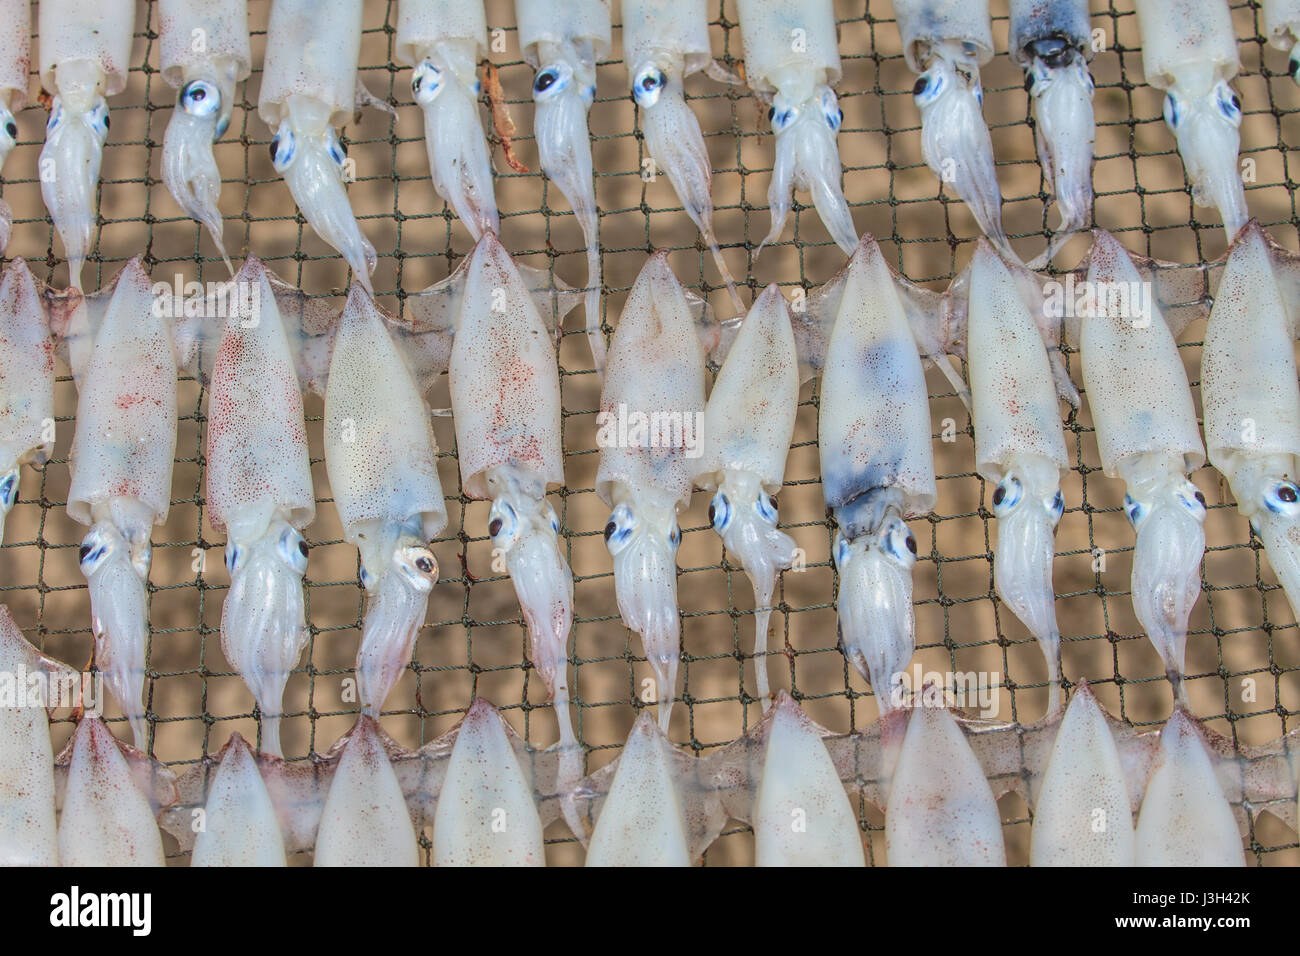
top-left (64, 260), bottom-right (178, 750)
top-left (597, 254), bottom-right (707, 730)
top-left (893, 0), bottom-right (1012, 258)
top-left (207, 257), bottom-right (316, 758)
top-left (692, 284), bottom-right (798, 707)
top-left (1009, 0), bottom-right (1096, 265)
top-left (0, 0), bottom-right (29, 250)
top-left (1201, 221), bottom-right (1300, 620)
top-left (624, 0), bottom-right (740, 306)
top-left (38, 0), bottom-right (136, 289)
top-left (819, 238), bottom-right (936, 713)
top-left (1080, 231), bottom-right (1206, 700)
top-left (191, 733), bottom-right (287, 866)
top-left (0, 260), bottom-right (55, 543)
top-left (737, 0), bottom-right (856, 255)
top-left (324, 286), bottom-right (446, 715)
top-left (969, 243), bottom-right (1069, 713)
top-left (259, 0), bottom-right (376, 293)
top-left (158, 0), bottom-right (251, 269)
top-left (1265, 0), bottom-right (1300, 84)
top-left (516, 0), bottom-right (610, 372)
top-left (396, 0), bottom-right (498, 240)
top-left (1135, 0), bottom-right (1248, 242)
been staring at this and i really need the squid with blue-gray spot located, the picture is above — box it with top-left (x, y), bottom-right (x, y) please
top-left (259, 0), bottom-right (379, 294)
top-left (892, 0), bottom-right (1013, 259)
top-left (1135, 0), bottom-right (1248, 243)
top-left (737, 0), bottom-right (857, 257)
top-left (396, 0), bottom-right (499, 242)
top-left (158, 0), bottom-right (251, 272)
top-left (1076, 231), bottom-right (1206, 704)
top-left (38, 0), bottom-right (136, 290)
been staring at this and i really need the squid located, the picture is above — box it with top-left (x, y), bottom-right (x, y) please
top-left (692, 285), bottom-right (798, 708)
top-left (206, 257), bottom-right (316, 758)
top-left (892, 0), bottom-right (1012, 259)
top-left (63, 259), bottom-right (178, 751)
top-left (37, 0), bottom-right (136, 290)
top-left (259, 0), bottom-right (377, 293)
top-left (324, 286), bottom-right (446, 715)
top-left (158, 0), bottom-right (251, 270)
top-left (515, 0), bottom-right (610, 373)
top-left (1265, 0), bottom-right (1300, 84)
top-left (1201, 221), bottom-right (1300, 620)
top-left (596, 254), bottom-right (707, 730)
top-left (0, 260), bottom-right (55, 544)
top-left (819, 238), bottom-right (936, 713)
top-left (0, 0), bottom-right (29, 251)
top-left (968, 243), bottom-right (1069, 714)
top-left (623, 0), bottom-right (741, 307)
top-left (396, 0), bottom-right (498, 240)
top-left (1079, 231), bottom-right (1206, 701)
top-left (736, 0), bottom-right (856, 256)
top-left (1008, 0), bottom-right (1096, 266)
top-left (191, 734), bottom-right (287, 866)
top-left (1135, 0), bottom-right (1248, 242)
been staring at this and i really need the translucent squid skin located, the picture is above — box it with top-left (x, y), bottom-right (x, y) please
top-left (894, 0), bottom-right (1010, 258)
top-left (259, 0), bottom-right (376, 294)
top-left (0, 0), bottom-right (30, 251)
top-left (159, 0), bottom-right (251, 271)
top-left (1080, 231), bottom-right (1206, 699)
top-left (1264, 0), bottom-right (1300, 84)
top-left (1202, 222), bottom-right (1300, 620)
top-left (1135, 0), bottom-right (1248, 242)
top-left (397, 0), bottom-right (498, 240)
top-left (38, 0), bottom-right (134, 290)
top-left (596, 254), bottom-right (707, 729)
top-left (819, 239), bottom-right (936, 712)
top-left (737, 0), bottom-right (855, 256)
top-left (517, 0), bottom-right (610, 373)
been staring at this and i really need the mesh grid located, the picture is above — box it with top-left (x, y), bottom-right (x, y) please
top-left (2, 0), bottom-right (1299, 866)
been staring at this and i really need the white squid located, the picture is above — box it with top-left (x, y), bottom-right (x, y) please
top-left (737, 0), bottom-right (856, 256)
top-left (0, 0), bottom-right (30, 251)
top-left (396, 0), bottom-right (498, 240)
top-left (191, 734), bottom-right (287, 866)
top-left (158, 0), bottom-right (251, 270)
top-left (819, 238), bottom-right (936, 713)
top-left (0, 260), bottom-right (55, 543)
top-left (892, 0), bottom-right (1012, 258)
top-left (38, 0), bottom-right (136, 290)
top-left (1201, 221), bottom-right (1300, 620)
top-left (1135, 0), bottom-right (1248, 243)
top-left (324, 286), bottom-right (446, 715)
top-left (206, 258), bottom-right (316, 758)
top-left (259, 0), bottom-right (376, 293)
top-left (63, 259), bottom-right (178, 750)
top-left (968, 243), bottom-right (1069, 714)
top-left (1264, 0), bottom-right (1300, 84)
top-left (1079, 231), bottom-right (1206, 702)
top-left (692, 285), bottom-right (798, 708)
top-left (516, 0), bottom-right (610, 373)
top-left (596, 254), bottom-right (707, 730)
top-left (1008, 0), bottom-right (1096, 267)
top-left (624, 0), bottom-right (741, 307)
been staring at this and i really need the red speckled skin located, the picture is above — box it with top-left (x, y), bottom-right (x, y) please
top-left (38, 0), bottom-right (136, 96)
top-left (0, 0), bottom-right (28, 108)
top-left (158, 0), bottom-right (251, 88)
top-left (257, 0), bottom-right (363, 129)
top-left (0, 259), bottom-right (54, 472)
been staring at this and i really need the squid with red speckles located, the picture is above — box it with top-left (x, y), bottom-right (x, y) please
top-left (159, 0), bottom-right (251, 271)
top-left (38, 0), bottom-right (136, 289)
top-left (0, 0), bottom-right (29, 250)
top-left (0, 261), bottom-right (55, 544)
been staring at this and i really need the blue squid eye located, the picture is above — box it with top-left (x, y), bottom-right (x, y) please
top-left (913, 69), bottom-right (945, 106)
top-left (633, 66), bottom-right (666, 108)
top-left (880, 517), bottom-right (917, 567)
top-left (992, 476), bottom-right (1023, 515)
top-left (0, 471), bottom-right (16, 509)
top-left (756, 493), bottom-right (778, 524)
top-left (1047, 489), bottom-right (1065, 525)
top-left (1291, 53), bottom-right (1300, 84)
top-left (278, 527), bottom-right (309, 574)
top-left (0, 109), bottom-right (16, 149)
top-left (358, 563), bottom-right (372, 589)
top-left (46, 99), bottom-right (63, 133)
top-left (224, 541), bottom-right (240, 574)
top-left (78, 529), bottom-right (111, 574)
top-left (1264, 480), bottom-right (1300, 516)
top-left (1214, 80), bottom-right (1242, 126)
top-left (709, 492), bottom-right (732, 532)
top-left (1123, 493), bottom-right (1149, 528)
top-left (532, 63), bottom-right (572, 101)
top-left (819, 88), bottom-right (843, 131)
top-left (669, 522), bottom-right (681, 551)
top-left (1162, 92), bottom-right (1183, 131)
top-left (603, 503), bottom-right (637, 555)
top-left (833, 533), bottom-right (851, 569)
top-left (179, 79), bottom-right (221, 120)
top-left (973, 78), bottom-right (984, 107)
top-left (269, 122), bottom-right (296, 172)
top-left (489, 499), bottom-right (521, 550)
top-left (396, 545), bottom-right (438, 588)
top-left (546, 504), bottom-right (560, 535)
top-left (87, 100), bottom-right (110, 140)
top-left (326, 129), bottom-right (347, 168)
top-left (412, 60), bottom-right (444, 106)
top-left (1176, 483), bottom-right (1207, 519)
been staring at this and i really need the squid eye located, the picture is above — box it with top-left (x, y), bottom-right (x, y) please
top-left (396, 545), bottom-right (438, 589)
top-left (913, 69), bottom-right (945, 106)
top-left (991, 476), bottom-right (1023, 515)
top-left (78, 529), bottom-right (112, 574)
top-left (880, 517), bottom-right (917, 567)
top-left (359, 564), bottom-right (372, 589)
top-left (668, 522), bottom-right (681, 552)
top-left (819, 88), bottom-right (843, 131)
top-left (489, 499), bottom-right (521, 550)
top-left (1123, 493), bottom-right (1149, 528)
top-left (224, 541), bottom-right (241, 574)
top-left (833, 533), bottom-right (852, 569)
top-left (0, 470), bottom-right (16, 509)
top-left (633, 66), bottom-right (666, 108)
top-left (533, 63), bottom-right (572, 101)
top-left (972, 78), bottom-right (984, 107)
top-left (269, 123), bottom-right (296, 172)
top-left (1291, 53), bottom-right (1300, 85)
top-left (1214, 80), bottom-right (1242, 126)
top-left (1047, 489), bottom-right (1065, 525)
top-left (1264, 480), bottom-right (1300, 516)
top-left (603, 503), bottom-right (636, 554)
top-left (0, 111), bottom-right (16, 149)
top-left (46, 100), bottom-right (63, 133)
top-left (709, 491), bottom-right (732, 532)
top-left (326, 129), bottom-right (347, 168)
top-left (412, 59), bottom-right (444, 105)
top-left (545, 503), bottom-right (560, 535)
top-left (770, 106), bottom-right (796, 131)
top-left (756, 493), bottom-right (778, 524)
top-left (1162, 92), bottom-right (1183, 131)
top-left (179, 79), bottom-right (221, 120)
top-left (1176, 483), bottom-right (1208, 520)
top-left (278, 527), bottom-right (309, 574)
top-left (87, 100), bottom-right (110, 140)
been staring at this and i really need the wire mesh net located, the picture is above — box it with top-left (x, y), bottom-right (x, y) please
top-left (4, 0), bottom-right (1300, 865)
